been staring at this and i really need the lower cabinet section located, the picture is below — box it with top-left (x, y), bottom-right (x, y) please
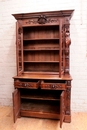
top-left (13, 88), bottom-right (65, 128)
top-left (13, 79), bottom-right (71, 128)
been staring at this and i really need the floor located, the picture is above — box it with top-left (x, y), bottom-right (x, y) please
top-left (0, 106), bottom-right (87, 130)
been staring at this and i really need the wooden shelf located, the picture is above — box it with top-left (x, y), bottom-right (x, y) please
top-left (20, 89), bottom-right (62, 101)
top-left (23, 24), bottom-right (60, 28)
top-left (21, 95), bottom-right (60, 101)
top-left (21, 100), bottom-right (60, 114)
top-left (23, 49), bottom-right (59, 51)
top-left (23, 38), bottom-right (59, 41)
top-left (24, 61), bottom-right (59, 63)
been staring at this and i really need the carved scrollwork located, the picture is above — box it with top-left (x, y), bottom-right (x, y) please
top-left (47, 18), bottom-right (59, 23)
top-left (38, 15), bottom-right (47, 24)
top-left (18, 35), bottom-right (21, 48)
top-left (18, 27), bottom-right (23, 34)
top-left (26, 20), bottom-right (37, 24)
top-left (26, 17), bottom-right (59, 25)
top-left (67, 81), bottom-right (71, 86)
top-left (66, 87), bottom-right (71, 115)
top-left (17, 26), bottom-right (23, 75)
top-left (65, 49), bottom-right (69, 55)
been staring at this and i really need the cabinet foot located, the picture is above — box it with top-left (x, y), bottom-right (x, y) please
top-left (64, 115), bottom-right (71, 123)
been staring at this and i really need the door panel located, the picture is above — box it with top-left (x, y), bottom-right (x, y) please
top-left (60, 91), bottom-right (65, 128)
top-left (12, 89), bottom-right (20, 123)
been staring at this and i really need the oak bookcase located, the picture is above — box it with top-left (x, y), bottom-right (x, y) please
top-left (12, 10), bottom-right (74, 128)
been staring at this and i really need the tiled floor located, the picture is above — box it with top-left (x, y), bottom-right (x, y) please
top-left (0, 106), bottom-right (87, 130)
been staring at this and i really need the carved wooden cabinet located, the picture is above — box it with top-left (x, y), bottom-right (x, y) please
top-left (12, 10), bottom-right (73, 128)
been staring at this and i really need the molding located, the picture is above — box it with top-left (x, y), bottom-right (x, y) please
top-left (12, 10), bottom-right (74, 20)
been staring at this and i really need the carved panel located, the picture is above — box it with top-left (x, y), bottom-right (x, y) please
top-left (25, 16), bottom-right (59, 25)
top-left (37, 15), bottom-right (47, 24)
top-left (65, 82), bottom-right (71, 115)
top-left (18, 27), bottom-right (23, 34)
top-left (64, 22), bottom-right (71, 75)
top-left (41, 83), bottom-right (66, 90)
top-left (66, 80), bottom-right (71, 86)
top-left (17, 24), bottom-right (23, 76)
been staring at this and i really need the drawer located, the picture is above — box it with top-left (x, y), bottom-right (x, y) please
top-left (41, 80), bottom-right (66, 90)
top-left (14, 80), bottom-right (40, 89)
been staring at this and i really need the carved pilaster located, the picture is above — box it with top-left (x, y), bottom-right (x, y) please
top-left (65, 80), bottom-right (71, 115)
top-left (17, 21), bottom-right (23, 76)
top-left (64, 17), bottom-right (71, 75)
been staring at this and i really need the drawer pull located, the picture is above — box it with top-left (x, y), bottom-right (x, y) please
top-left (52, 85), bottom-right (55, 88)
top-left (24, 83), bottom-right (27, 87)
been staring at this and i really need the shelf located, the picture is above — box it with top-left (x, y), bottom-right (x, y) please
top-left (24, 61), bottom-right (59, 63)
top-left (21, 95), bottom-right (60, 101)
top-left (23, 49), bottom-right (59, 51)
top-left (23, 38), bottom-right (59, 41)
top-left (21, 100), bottom-right (60, 114)
top-left (23, 24), bottom-right (60, 28)
top-left (21, 89), bottom-right (61, 101)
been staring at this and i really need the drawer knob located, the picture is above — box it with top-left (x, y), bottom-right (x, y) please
top-left (25, 83), bottom-right (27, 87)
top-left (52, 85), bottom-right (55, 88)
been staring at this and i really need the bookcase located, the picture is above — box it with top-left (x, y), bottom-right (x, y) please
top-left (12, 10), bottom-right (74, 128)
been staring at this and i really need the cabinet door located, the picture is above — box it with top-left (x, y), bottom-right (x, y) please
top-left (16, 21), bottom-right (23, 75)
top-left (12, 89), bottom-right (20, 123)
top-left (60, 91), bottom-right (65, 128)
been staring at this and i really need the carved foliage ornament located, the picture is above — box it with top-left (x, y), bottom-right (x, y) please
top-left (26, 15), bottom-right (59, 24)
top-left (38, 15), bottom-right (47, 24)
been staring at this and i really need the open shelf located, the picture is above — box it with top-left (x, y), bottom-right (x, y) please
top-left (24, 62), bottom-right (59, 72)
top-left (23, 26), bottom-right (59, 40)
top-left (23, 38), bottom-right (59, 41)
top-left (20, 89), bottom-right (62, 101)
top-left (24, 61), bottom-right (59, 63)
top-left (23, 49), bottom-right (59, 51)
top-left (21, 99), bottom-right (60, 114)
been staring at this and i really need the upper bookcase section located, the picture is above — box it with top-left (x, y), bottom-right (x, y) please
top-left (12, 10), bottom-right (74, 27)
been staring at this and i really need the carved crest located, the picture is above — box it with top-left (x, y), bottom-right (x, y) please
top-left (37, 15), bottom-right (47, 24)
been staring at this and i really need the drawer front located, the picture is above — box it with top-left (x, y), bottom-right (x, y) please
top-left (41, 82), bottom-right (66, 90)
top-left (14, 81), bottom-right (39, 89)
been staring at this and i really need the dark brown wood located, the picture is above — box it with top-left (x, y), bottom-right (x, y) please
top-left (12, 89), bottom-right (20, 123)
top-left (21, 111), bottom-right (60, 119)
top-left (12, 10), bottom-right (74, 128)
top-left (60, 91), bottom-right (65, 128)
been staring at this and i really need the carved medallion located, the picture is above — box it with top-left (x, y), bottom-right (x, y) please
top-left (37, 15), bottom-right (47, 24)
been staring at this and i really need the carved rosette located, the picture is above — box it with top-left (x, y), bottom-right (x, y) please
top-left (64, 18), bottom-right (71, 75)
top-left (65, 81), bottom-right (71, 115)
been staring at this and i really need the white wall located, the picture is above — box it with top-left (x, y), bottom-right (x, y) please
top-left (0, 0), bottom-right (87, 112)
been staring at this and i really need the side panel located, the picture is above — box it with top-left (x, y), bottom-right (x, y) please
top-left (16, 21), bottom-right (23, 76)
top-left (59, 19), bottom-right (62, 77)
top-left (12, 89), bottom-right (20, 123)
